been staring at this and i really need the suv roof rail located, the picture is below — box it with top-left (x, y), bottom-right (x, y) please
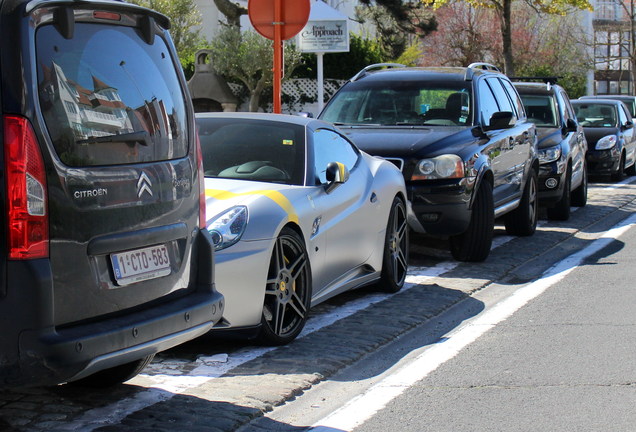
top-left (467, 62), bottom-right (501, 72)
top-left (509, 76), bottom-right (561, 91)
top-left (351, 63), bottom-right (405, 82)
top-left (464, 62), bottom-right (502, 81)
top-left (509, 76), bottom-right (560, 84)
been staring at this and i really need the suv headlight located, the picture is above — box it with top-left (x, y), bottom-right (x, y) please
top-left (596, 135), bottom-right (617, 150)
top-left (538, 145), bottom-right (562, 164)
top-left (412, 154), bottom-right (464, 180)
top-left (207, 206), bottom-right (248, 251)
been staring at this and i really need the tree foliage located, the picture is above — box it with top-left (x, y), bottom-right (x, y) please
top-left (208, 26), bottom-right (302, 111)
top-left (356, 0), bottom-right (437, 59)
top-left (212, 0), bottom-right (247, 27)
top-left (420, 1), bottom-right (591, 96)
top-left (607, 0), bottom-right (636, 94)
top-left (420, 3), bottom-right (498, 66)
top-left (421, 0), bottom-right (592, 75)
top-left (129, 0), bottom-right (206, 70)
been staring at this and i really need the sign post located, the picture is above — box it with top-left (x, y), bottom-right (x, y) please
top-left (248, 0), bottom-right (310, 113)
top-left (297, 1), bottom-right (349, 114)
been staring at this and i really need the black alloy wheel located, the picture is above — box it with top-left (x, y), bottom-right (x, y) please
top-left (258, 227), bottom-right (311, 346)
top-left (571, 162), bottom-right (587, 207)
top-left (450, 179), bottom-right (494, 262)
top-left (378, 196), bottom-right (409, 293)
top-left (547, 167), bottom-right (571, 221)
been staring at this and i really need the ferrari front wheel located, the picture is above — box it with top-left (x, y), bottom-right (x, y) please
top-left (258, 227), bottom-right (312, 346)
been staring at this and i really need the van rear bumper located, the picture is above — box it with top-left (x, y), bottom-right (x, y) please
top-left (10, 288), bottom-right (223, 387)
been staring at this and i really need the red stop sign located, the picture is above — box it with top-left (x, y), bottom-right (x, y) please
top-left (248, 0), bottom-right (310, 41)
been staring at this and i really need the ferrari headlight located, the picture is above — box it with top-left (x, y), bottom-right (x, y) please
top-left (412, 154), bottom-right (464, 180)
top-left (208, 206), bottom-right (248, 251)
top-left (596, 135), bottom-right (617, 150)
top-left (538, 145), bottom-right (562, 164)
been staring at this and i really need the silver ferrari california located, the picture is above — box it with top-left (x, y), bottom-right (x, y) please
top-left (197, 113), bottom-right (408, 345)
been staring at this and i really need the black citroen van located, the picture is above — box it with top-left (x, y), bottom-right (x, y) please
top-left (0, 0), bottom-right (223, 387)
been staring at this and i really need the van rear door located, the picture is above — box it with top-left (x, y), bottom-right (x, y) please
top-left (34, 8), bottom-right (201, 326)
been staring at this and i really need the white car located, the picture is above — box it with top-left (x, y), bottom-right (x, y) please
top-left (197, 113), bottom-right (408, 345)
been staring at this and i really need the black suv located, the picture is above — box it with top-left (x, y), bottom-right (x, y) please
top-left (0, 0), bottom-right (223, 387)
top-left (319, 63), bottom-right (539, 262)
top-left (513, 81), bottom-right (588, 221)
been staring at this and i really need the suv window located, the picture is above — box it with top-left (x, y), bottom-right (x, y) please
top-left (37, 23), bottom-right (188, 167)
top-left (619, 104), bottom-right (630, 125)
top-left (320, 79), bottom-right (472, 126)
top-left (486, 78), bottom-right (515, 117)
top-left (313, 129), bottom-right (358, 184)
top-left (478, 80), bottom-right (500, 125)
top-left (558, 90), bottom-right (576, 124)
top-left (519, 94), bottom-right (558, 127)
top-left (500, 79), bottom-right (526, 119)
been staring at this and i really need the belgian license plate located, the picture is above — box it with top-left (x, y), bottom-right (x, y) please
top-left (110, 244), bottom-right (171, 286)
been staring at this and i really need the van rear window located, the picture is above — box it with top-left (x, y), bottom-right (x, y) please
top-left (36, 23), bottom-right (188, 166)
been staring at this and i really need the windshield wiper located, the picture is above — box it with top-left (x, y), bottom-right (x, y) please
top-left (77, 131), bottom-right (150, 146)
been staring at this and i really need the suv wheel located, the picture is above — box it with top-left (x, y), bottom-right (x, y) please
top-left (450, 180), bottom-right (494, 262)
top-left (611, 153), bottom-right (625, 182)
top-left (571, 162), bottom-right (587, 207)
top-left (505, 169), bottom-right (538, 236)
top-left (547, 166), bottom-right (571, 221)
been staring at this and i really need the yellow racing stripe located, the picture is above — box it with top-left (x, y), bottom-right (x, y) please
top-left (205, 188), bottom-right (299, 224)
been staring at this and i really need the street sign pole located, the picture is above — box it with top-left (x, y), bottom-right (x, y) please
top-left (273, 0), bottom-right (282, 113)
top-left (248, 0), bottom-right (309, 114)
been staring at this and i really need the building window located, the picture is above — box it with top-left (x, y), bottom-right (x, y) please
top-left (64, 100), bottom-right (78, 114)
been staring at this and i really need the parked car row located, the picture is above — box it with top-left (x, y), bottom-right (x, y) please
top-left (2, 0), bottom-right (633, 388)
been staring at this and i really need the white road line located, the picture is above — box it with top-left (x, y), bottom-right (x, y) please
top-left (309, 213), bottom-right (636, 432)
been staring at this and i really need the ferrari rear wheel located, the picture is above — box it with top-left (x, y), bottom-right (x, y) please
top-left (378, 196), bottom-right (409, 293)
top-left (258, 227), bottom-right (311, 346)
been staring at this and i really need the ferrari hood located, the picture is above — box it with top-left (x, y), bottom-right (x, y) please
top-left (337, 125), bottom-right (473, 158)
top-left (204, 178), bottom-right (301, 227)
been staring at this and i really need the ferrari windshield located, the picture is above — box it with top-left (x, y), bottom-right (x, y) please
top-left (321, 80), bottom-right (473, 126)
top-left (197, 117), bottom-right (306, 185)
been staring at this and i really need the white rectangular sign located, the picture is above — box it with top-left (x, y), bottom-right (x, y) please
top-left (298, 20), bottom-right (349, 53)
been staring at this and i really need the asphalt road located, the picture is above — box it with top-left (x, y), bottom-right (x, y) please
top-left (1, 177), bottom-right (636, 431)
top-left (347, 213), bottom-right (636, 432)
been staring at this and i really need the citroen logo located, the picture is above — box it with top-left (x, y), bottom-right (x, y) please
top-left (137, 172), bottom-right (153, 198)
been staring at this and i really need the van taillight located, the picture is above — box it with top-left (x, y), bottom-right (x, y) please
top-left (3, 115), bottom-right (49, 259)
top-left (195, 131), bottom-right (206, 230)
